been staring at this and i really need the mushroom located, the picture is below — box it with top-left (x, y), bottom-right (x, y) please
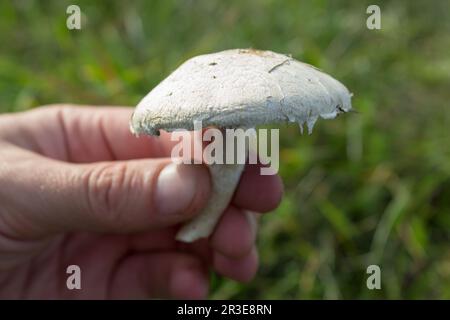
top-left (130, 48), bottom-right (352, 243)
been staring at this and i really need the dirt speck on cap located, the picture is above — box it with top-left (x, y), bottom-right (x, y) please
top-left (238, 48), bottom-right (270, 56)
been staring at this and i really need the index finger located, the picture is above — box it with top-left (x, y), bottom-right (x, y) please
top-left (5, 105), bottom-right (179, 162)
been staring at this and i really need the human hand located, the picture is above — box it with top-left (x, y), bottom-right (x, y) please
top-left (0, 105), bottom-right (283, 299)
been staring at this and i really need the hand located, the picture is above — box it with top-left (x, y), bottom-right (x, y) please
top-left (0, 105), bottom-right (283, 299)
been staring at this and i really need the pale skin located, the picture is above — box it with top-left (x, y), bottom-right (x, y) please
top-left (0, 105), bottom-right (283, 299)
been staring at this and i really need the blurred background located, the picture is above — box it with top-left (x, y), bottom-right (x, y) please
top-left (0, 0), bottom-right (449, 299)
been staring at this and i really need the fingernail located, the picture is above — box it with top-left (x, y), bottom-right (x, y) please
top-left (155, 163), bottom-right (209, 217)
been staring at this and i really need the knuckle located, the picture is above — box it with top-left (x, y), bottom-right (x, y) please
top-left (83, 163), bottom-right (132, 228)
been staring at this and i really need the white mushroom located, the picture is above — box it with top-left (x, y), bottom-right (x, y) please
top-left (130, 49), bottom-right (352, 242)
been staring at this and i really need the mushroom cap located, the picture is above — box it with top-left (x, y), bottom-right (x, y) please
top-left (130, 49), bottom-right (352, 136)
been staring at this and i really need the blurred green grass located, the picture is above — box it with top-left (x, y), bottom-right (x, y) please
top-left (0, 0), bottom-right (449, 299)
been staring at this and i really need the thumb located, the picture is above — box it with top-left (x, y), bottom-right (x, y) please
top-left (5, 156), bottom-right (211, 237)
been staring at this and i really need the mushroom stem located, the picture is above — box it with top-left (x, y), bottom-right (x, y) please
top-left (175, 161), bottom-right (245, 242)
top-left (175, 129), bottom-right (248, 243)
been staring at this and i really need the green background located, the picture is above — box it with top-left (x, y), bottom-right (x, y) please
top-left (0, 0), bottom-right (449, 299)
